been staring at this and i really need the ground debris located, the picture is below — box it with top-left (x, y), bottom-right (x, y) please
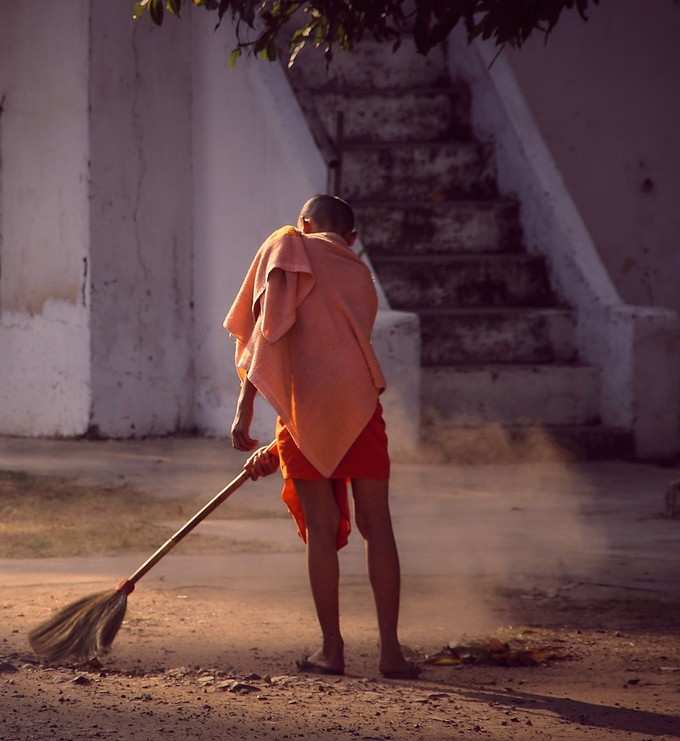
top-left (270, 674), bottom-right (296, 686)
top-left (70, 674), bottom-right (92, 686)
top-left (425, 637), bottom-right (568, 667)
top-left (216, 679), bottom-right (260, 693)
top-left (165, 666), bottom-right (192, 678)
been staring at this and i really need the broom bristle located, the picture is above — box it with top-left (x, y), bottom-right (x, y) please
top-left (28, 590), bottom-right (128, 663)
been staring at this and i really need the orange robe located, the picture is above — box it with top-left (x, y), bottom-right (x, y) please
top-left (224, 226), bottom-right (389, 548)
top-left (277, 403), bottom-right (390, 549)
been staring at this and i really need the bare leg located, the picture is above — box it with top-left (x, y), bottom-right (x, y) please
top-left (352, 479), bottom-right (419, 677)
top-left (294, 478), bottom-right (344, 674)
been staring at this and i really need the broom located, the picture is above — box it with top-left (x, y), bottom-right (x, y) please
top-left (29, 465), bottom-right (255, 663)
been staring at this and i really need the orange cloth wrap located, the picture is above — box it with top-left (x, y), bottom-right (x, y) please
top-left (224, 227), bottom-right (385, 479)
top-left (276, 403), bottom-right (390, 550)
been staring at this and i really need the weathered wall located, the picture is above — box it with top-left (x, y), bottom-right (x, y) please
top-left (0, 0), bottom-right (91, 435)
top-left (88, 1), bottom-right (194, 436)
top-left (449, 3), bottom-right (680, 457)
top-left (191, 16), bottom-right (327, 441)
top-left (505, 0), bottom-right (680, 314)
top-left (0, 6), bottom-right (420, 447)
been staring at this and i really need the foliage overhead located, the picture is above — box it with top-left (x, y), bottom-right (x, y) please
top-left (132, 0), bottom-right (601, 67)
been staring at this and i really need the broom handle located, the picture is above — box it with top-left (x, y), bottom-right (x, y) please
top-left (126, 442), bottom-right (276, 587)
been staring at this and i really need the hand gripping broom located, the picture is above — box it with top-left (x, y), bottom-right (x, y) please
top-left (29, 465), bottom-right (255, 663)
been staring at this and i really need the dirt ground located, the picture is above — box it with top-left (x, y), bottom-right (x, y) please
top-left (1, 436), bottom-right (680, 741)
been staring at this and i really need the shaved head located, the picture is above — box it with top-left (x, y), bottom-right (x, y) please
top-left (299, 195), bottom-right (355, 238)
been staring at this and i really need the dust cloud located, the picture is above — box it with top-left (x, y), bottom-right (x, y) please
top-left (385, 420), bottom-right (620, 644)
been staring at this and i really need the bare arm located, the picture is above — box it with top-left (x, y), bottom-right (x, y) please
top-left (230, 295), bottom-right (262, 451)
top-left (231, 376), bottom-right (259, 451)
top-left (232, 379), bottom-right (280, 478)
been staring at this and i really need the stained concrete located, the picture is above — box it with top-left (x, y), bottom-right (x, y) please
top-left (291, 37), bottom-right (449, 91)
top-left (422, 364), bottom-right (600, 427)
top-left (418, 308), bottom-right (576, 366)
top-left (287, 33), bottom-right (635, 460)
top-left (342, 141), bottom-right (495, 201)
top-left (314, 88), bottom-right (470, 143)
top-left (372, 254), bottom-right (553, 310)
top-left (355, 200), bottom-right (521, 254)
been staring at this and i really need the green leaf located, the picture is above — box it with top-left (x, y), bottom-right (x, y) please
top-left (149, 0), bottom-right (164, 25)
top-left (288, 38), bottom-right (306, 68)
top-left (228, 47), bottom-right (242, 68)
top-left (132, 1), bottom-right (148, 21)
top-left (140, 0), bottom-right (604, 66)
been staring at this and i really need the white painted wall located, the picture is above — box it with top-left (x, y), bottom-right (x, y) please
top-left (372, 310), bottom-right (421, 456)
top-left (88, 1), bottom-right (194, 437)
top-left (191, 15), bottom-right (327, 442)
top-left (0, 0), bottom-right (91, 435)
top-left (0, 5), bottom-right (420, 450)
top-left (505, 1), bottom-right (680, 314)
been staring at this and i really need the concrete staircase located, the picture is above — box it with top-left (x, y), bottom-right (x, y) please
top-left (288, 39), bottom-right (631, 461)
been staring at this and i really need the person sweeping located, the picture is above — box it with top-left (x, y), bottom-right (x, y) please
top-left (225, 195), bottom-right (420, 679)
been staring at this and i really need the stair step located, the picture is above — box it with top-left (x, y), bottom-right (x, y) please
top-left (355, 200), bottom-right (521, 254)
top-left (422, 364), bottom-right (600, 426)
top-left (314, 86), bottom-right (470, 143)
top-left (288, 38), bottom-right (449, 92)
top-left (372, 254), bottom-right (553, 309)
top-left (342, 141), bottom-right (496, 201)
top-left (419, 423), bottom-right (634, 463)
top-left (418, 308), bottom-right (577, 365)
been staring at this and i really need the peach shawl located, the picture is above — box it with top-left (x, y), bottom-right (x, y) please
top-left (224, 226), bottom-right (385, 477)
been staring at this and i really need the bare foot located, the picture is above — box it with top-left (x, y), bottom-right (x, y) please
top-left (379, 647), bottom-right (422, 679)
top-left (297, 645), bottom-right (345, 676)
